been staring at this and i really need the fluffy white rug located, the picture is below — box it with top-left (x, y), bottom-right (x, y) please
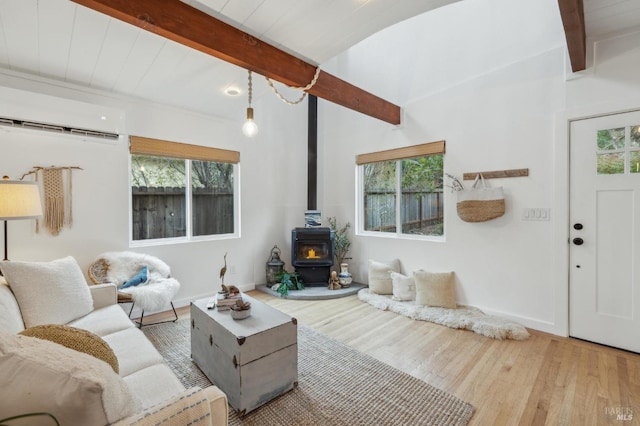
top-left (358, 288), bottom-right (530, 340)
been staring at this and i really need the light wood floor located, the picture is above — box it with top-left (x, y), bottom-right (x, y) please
top-left (147, 291), bottom-right (640, 426)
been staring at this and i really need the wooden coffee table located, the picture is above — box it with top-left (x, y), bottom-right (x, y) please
top-left (190, 293), bottom-right (298, 415)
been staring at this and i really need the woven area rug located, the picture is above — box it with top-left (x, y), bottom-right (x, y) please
top-left (358, 288), bottom-right (530, 340)
top-left (143, 318), bottom-right (474, 426)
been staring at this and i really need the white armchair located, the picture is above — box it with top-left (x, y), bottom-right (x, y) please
top-left (88, 251), bottom-right (180, 327)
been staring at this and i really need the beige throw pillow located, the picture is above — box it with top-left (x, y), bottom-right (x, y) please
top-left (0, 256), bottom-right (94, 327)
top-left (0, 333), bottom-right (139, 424)
top-left (390, 271), bottom-right (416, 301)
top-left (368, 259), bottom-right (400, 295)
top-left (414, 270), bottom-right (456, 309)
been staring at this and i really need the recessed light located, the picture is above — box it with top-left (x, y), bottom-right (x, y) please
top-left (224, 87), bottom-right (241, 96)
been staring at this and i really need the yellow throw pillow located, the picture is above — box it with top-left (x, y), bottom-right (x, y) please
top-left (20, 324), bottom-right (119, 374)
top-left (414, 270), bottom-right (456, 309)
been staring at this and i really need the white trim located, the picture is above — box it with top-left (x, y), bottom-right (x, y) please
top-left (128, 157), bottom-right (241, 246)
top-left (553, 101), bottom-right (640, 338)
top-left (479, 306), bottom-right (557, 336)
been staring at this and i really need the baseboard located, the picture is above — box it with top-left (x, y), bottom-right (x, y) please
top-left (478, 306), bottom-right (564, 336)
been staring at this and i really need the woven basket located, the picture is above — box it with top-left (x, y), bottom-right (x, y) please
top-left (456, 199), bottom-right (505, 223)
top-left (88, 258), bottom-right (134, 303)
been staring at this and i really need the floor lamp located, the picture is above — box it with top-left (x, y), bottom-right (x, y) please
top-left (0, 177), bottom-right (43, 262)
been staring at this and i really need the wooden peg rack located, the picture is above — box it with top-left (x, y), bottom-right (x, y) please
top-left (463, 168), bottom-right (529, 180)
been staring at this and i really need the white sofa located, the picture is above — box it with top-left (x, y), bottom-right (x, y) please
top-left (0, 257), bottom-right (228, 426)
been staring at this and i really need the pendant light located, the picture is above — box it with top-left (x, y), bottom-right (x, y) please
top-left (242, 70), bottom-right (258, 137)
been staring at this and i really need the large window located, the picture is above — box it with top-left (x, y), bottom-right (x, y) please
top-left (357, 141), bottom-right (445, 238)
top-left (130, 136), bottom-right (239, 243)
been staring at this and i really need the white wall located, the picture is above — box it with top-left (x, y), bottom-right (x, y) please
top-left (320, 48), bottom-right (566, 333)
top-left (0, 71), bottom-right (310, 314)
top-left (318, 26), bottom-right (640, 335)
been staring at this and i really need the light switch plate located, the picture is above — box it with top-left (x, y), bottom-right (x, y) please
top-left (523, 208), bottom-right (550, 221)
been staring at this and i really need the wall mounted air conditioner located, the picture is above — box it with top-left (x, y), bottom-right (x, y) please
top-left (0, 86), bottom-right (125, 143)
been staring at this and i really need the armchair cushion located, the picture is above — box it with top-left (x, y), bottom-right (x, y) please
top-left (0, 256), bottom-right (93, 328)
top-left (120, 277), bottom-right (180, 312)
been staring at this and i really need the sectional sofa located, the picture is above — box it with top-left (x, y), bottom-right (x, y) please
top-left (0, 256), bottom-right (228, 425)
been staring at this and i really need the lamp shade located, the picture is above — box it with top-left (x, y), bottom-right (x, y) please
top-left (0, 180), bottom-right (43, 220)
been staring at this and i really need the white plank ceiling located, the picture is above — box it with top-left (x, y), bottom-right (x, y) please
top-left (0, 0), bottom-right (638, 123)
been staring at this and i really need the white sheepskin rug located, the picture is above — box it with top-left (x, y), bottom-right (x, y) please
top-left (95, 251), bottom-right (180, 312)
top-left (358, 288), bottom-right (530, 340)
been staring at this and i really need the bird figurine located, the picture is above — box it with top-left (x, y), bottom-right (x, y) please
top-left (219, 252), bottom-right (228, 287)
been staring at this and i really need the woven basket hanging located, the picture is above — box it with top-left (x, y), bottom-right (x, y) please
top-left (456, 174), bottom-right (505, 223)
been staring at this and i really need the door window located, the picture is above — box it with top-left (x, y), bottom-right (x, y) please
top-left (596, 125), bottom-right (640, 174)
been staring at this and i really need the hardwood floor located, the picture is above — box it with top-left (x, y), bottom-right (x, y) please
top-left (148, 292), bottom-right (640, 426)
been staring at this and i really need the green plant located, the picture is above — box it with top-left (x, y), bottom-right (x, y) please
top-left (275, 270), bottom-right (304, 296)
top-left (328, 216), bottom-right (351, 266)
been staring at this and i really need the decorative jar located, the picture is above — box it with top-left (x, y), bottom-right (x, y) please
top-left (338, 263), bottom-right (353, 287)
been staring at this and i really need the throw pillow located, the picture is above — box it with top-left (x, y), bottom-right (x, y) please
top-left (367, 259), bottom-right (400, 295)
top-left (390, 271), bottom-right (416, 301)
top-left (0, 333), bottom-right (139, 425)
top-left (414, 270), bottom-right (456, 309)
top-left (121, 266), bottom-right (148, 289)
top-left (20, 324), bottom-right (119, 373)
top-left (0, 256), bottom-right (94, 327)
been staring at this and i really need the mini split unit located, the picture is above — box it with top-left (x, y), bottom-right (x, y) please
top-left (0, 116), bottom-right (120, 141)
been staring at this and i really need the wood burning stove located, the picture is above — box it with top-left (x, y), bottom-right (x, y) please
top-left (291, 227), bottom-right (334, 286)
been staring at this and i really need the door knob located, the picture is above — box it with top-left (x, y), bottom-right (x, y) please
top-left (573, 237), bottom-right (584, 246)
top-left (573, 223), bottom-right (583, 230)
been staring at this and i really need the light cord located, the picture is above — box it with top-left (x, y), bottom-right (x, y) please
top-left (247, 70), bottom-right (253, 106)
top-left (266, 67), bottom-right (321, 105)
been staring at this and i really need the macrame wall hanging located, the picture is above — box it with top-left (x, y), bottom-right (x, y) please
top-left (20, 166), bottom-right (83, 236)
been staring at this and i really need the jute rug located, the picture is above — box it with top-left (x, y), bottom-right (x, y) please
top-left (143, 318), bottom-right (474, 426)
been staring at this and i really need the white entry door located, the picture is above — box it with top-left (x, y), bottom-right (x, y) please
top-left (569, 110), bottom-right (640, 353)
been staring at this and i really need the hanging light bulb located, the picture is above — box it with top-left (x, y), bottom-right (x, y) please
top-left (242, 70), bottom-right (258, 137)
top-left (242, 107), bottom-right (258, 137)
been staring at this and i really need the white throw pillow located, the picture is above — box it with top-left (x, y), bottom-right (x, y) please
top-left (368, 259), bottom-right (400, 295)
top-left (390, 271), bottom-right (416, 301)
top-left (0, 256), bottom-right (94, 327)
top-left (0, 333), bottom-right (139, 424)
top-left (414, 270), bottom-right (456, 309)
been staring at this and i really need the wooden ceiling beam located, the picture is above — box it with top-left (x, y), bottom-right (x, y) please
top-left (70, 0), bottom-right (401, 125)
top-left (558, 0), bottom-right (586, 72)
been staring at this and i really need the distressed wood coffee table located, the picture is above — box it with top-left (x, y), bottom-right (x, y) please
top-left (190, 293), bottom-right (298, 415)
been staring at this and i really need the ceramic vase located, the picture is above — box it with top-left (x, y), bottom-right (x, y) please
top-left (338, 263), bottom-right (353, 287)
